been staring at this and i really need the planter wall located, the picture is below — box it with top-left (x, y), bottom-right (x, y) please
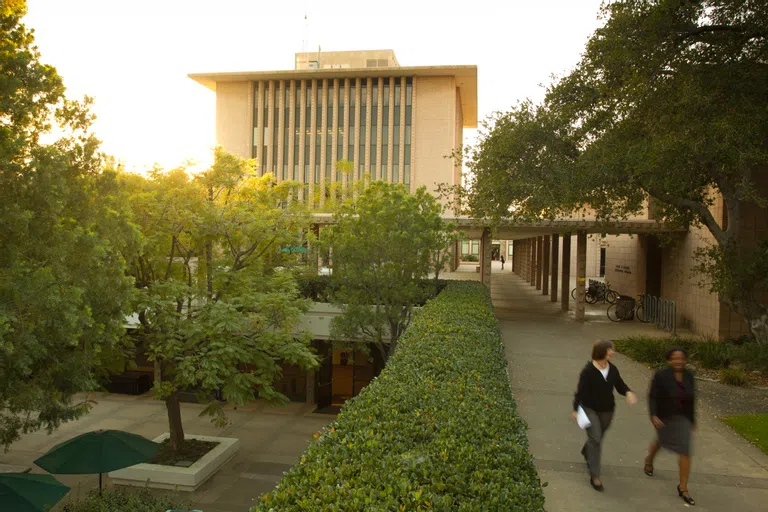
top-left (108, 434), bottom-right (240, 492)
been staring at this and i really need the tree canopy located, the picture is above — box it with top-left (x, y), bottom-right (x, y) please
top-left (123, 149), bottom-right (318, 451)
top-left (458, 0), bottom-right (768, 342)
top-left (326, 182), bottom-right (455, 361)
top-left (0, 1), bottom-right (135, 447)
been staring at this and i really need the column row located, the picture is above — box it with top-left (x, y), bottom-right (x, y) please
top-left (511, 232), bottom-right (588, 321)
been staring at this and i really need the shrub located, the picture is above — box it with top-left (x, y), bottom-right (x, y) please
top-left (60, 487), bottom-right (188, 512)
top-left (297, 275), bottom-right (450, 305)
top-left (719, 368), bottom-right (750, 387)
top-left (252, 281), bottom-right (544, 511)
top-left (615, 335), bottom-right (768, 375)
top-left (462, 254), bottom-right (479, 262)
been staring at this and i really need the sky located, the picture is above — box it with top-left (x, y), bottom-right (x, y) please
top-left (24, 0), bottom-right (606, 174)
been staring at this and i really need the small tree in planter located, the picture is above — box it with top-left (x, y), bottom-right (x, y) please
top-left (124, 149), bottom-right (318, 452)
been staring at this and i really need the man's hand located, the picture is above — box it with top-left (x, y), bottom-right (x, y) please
top-left (572, 411), bottom-right (578, 421)
top-left (626, 391), bottom-right (638, 406)
top-left (651, 416), bottom-right (664, 430)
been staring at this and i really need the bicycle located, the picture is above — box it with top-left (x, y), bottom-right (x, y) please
top-left (607, 294), bottom-right (645, 322)
top-left (571, 280), bottom-right (619, 304)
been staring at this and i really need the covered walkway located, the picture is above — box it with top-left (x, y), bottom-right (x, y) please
top-left (492, 269), bottom-right (768, 511)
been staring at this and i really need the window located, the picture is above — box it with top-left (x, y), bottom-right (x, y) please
top-left (326, 84), bottom-right (333, 180)
top-left (359, 81), bottom-right (367, 179)
top-left (294, 81), bottom-right (300, 181)
top-left (600, 248), bottom-right (606, 277)
top-left (370, 81), bottom-right (378, 179)
top-left (252, 82), bottom-right (259, 160)
top-left (404, 78), bottom-right (412, 186)
top-left (393, 82), bottom-right (400, 183)
top-left (315, 84), bottom-right (322, 184)
top-left (461, 240), bottom-right (470, 255)
top-left (304, 81), bottom-right (311, 186)
top-left (348, 84), bottom-right (355, 170)
top-left (272, 83), bottom-right (279, 175)
top-left (382, 82), bottom-right (389, 181)
top-left (337, 83), bottom-right (344, 182)
top-left (471, 240), bottom-right (479, 256)
top-left (283, 85), bottom-right (289, 180)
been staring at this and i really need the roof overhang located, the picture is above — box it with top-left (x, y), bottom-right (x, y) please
top-left (311, 214), bottom-right (686, 239)
top-left (189, 65), bottom-right (478, 128)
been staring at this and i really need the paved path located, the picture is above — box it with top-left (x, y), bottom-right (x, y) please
top-left (492, 270), bottom-right (768, 512)
top-left (1, 394), bottom-right (332, 512)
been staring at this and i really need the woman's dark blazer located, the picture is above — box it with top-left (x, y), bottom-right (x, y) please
top-left (648, 367), bottom-right (695, 425)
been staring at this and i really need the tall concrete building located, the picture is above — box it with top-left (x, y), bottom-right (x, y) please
top-left (189, 50), bottom-right (477, 207)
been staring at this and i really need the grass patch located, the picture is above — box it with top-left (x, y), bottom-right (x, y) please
top-left (721, 414), bottom-right (768, 455)
top-left (614, 336), bottom-right (768, 375)
top-left (149, 438), bottom-right (218, 466)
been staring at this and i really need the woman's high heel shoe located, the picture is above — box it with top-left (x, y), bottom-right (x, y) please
top-left (678, 485), bottom-right (695, 506)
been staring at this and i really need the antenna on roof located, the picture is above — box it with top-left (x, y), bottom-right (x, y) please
top-left (302, 7), bottom-right (308, 55)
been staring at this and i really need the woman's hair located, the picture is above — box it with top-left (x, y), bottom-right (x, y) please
top-left (665, 346), bottom-right (688, 360)
top-left (592, 340), bottom-right (613, 361)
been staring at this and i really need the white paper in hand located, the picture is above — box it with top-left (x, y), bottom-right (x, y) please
top-left (576, 406), bottom-right (592, 430)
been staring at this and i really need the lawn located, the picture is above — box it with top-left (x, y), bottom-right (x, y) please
top-left (721, 414), bottom-right (768, 455)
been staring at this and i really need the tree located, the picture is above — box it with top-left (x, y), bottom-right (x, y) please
top-left (0, 1), bottom-right (135, 448)
top-left (326, 182), bottom-right (454, 361)
top-left (460, 0), bottom-right (768, 342)
top-left (123, 150), bottom-right (318, 451)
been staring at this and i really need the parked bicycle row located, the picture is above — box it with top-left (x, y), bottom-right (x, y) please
top-left (570, 280), bottom-right (648, 323)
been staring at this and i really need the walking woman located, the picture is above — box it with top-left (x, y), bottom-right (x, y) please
top-left (643, 347), bottom-right (696, 506)
top-left (573, 340), bottom-right (637, 491)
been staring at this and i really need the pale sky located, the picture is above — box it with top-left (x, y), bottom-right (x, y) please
top-left (25, 0), bottom-right (605, 173)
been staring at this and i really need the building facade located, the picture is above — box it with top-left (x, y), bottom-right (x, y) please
top-left (189, 50), bottom-right (477, 209)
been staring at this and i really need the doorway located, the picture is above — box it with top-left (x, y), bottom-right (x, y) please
top-left (645, 236), bottom-right (662, 297)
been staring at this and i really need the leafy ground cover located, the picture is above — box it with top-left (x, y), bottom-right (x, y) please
top-left (614, 336), bottom-right (768, 386)
top-left (60, 488), bottom-right (188, 512)
top-left (721, 414), bottom-right (768, 455)
top-left (252, 281), bottom-right (544, 511)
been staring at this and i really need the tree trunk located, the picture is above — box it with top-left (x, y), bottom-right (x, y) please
top-left (727, 296), bottom-right (768, 344)
top-left (206, 184), bottom-right (214, 299)
top-left (165, 390), bottom-right (185, 452)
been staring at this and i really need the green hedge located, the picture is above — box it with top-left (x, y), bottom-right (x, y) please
top-left (60, 488), bottom-right (188, 512)
top-left (253, 281), bottom-right (544, 511)
top-left (298, 275), bottom-right (451, 304)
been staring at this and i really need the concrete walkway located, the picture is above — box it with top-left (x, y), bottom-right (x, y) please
top-left (492, 270), bottom-right (768, 512)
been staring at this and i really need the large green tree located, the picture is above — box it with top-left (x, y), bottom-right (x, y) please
top-left (124, 149), bottom-right (318, 451)
top-left (0, 0), bottom-right (135, 448)
top-left (461, 0), bottom-right (768, 342)
top-left (327, 182), bottom-right (455, 361)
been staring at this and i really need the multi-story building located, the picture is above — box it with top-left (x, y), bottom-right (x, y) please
top-left (189, 49), bottom-right (477, 209)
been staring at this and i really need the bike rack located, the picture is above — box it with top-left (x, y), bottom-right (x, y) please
top-left (641, 294), bottom-right (677, 336)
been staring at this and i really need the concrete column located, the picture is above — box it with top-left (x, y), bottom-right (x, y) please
top-left (511, 241), bottom-right (516, 273)
top-left (561, 233), bottom-right (571, 311)
top-left (576, 231), bottom-right (587, 322)
top-left (536, 236), bottom-right (543, 290)
top-left (480, 228), bottom-right (492, 287)
top-left (529, 238), bottom-right (536, 286)
top-left (550, 235), bottom-right (559, 302)
top-left (542, 235), bottom-right (550, 295)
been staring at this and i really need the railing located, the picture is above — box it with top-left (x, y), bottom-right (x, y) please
top-left (641, 294), bottom-right (677, 336)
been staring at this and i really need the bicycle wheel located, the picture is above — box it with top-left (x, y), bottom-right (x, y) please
top-left (571, 288), bottom-right (577, 300)
top-left (635, 304), bottom-right (645, 323)
top-left (607, 304), bottom-right (621, 322)
top-left (605, 290), bottom-right (619, 304)
top-left (586, 293), bottom-right (598, 305)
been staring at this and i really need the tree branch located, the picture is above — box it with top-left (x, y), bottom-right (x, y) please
top-left (643, 185), bottom-right (726, 244)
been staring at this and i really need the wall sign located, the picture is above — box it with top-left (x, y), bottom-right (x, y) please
top-left (614, 264), bottom-right (632, 275)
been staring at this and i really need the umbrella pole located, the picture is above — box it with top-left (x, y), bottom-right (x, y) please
top-left (99, 472), bottom-right (103, 494)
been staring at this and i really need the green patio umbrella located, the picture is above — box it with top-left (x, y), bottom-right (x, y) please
top-left (0, 473), bottom-right (70, 512)
top-left (281, 245), bottom-right (310, 253)
top-left (34, 429), bottom-right (160, 492)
